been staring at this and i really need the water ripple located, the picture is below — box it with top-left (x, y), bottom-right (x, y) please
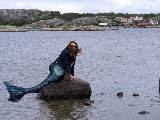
top-left (0, 29), bottom-right (160, 120)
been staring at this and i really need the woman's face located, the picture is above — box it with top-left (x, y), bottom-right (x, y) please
top-left (70, 43), bottom-right (77, 48)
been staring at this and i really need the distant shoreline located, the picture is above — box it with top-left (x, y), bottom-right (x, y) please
top-left (0, 26), bottom-right (160, 32)
top-left (0, 25), bottom-right (110, 32)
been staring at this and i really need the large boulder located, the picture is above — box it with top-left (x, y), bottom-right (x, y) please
top-left (37, 78), bottom-right (92, 100)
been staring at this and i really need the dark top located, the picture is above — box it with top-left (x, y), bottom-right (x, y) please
top-left (50, 47), bottom-right (76, 76)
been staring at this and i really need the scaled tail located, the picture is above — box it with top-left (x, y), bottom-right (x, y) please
top-left (3, 81), bottom-right (26, 102)
top-left (3, 65), bottom-right (65, 102)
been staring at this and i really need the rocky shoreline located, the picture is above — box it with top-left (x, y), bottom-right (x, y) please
top-left (0, 28), bottom-right (29, 32)
top-left (1, 25), bottom-right (160, 32)
top-left (0, 25), bottom-right (28, 32)
top-left (0, 25), bottom-right (110, 32)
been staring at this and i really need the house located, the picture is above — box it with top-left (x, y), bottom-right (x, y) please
top-left (114, 17), bottom-right (122, 22)
top-left (123, 22), bottom-right (131, 28)
top-left (114, 17), bottom-right (133, 23)
top-left (121, 18), bottom-right (128, 22)
top-left (44, 24), bottom-right (51, 28)
top-left (114, 17), bottom-right (134, 27)
top-left (130, 16), bottom-right (143, 21)
top-left (127, 18), bottom-right (133, 23)
top-left (136, 22), bottom-right (154, 28)
top-left (98, 23), bottom-right (107, 26)
top-left (149, 19), bottom-right (158, 25)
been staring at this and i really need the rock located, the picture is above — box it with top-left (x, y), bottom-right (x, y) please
top-left (138, 111), bottom-right (149, 115)
top-left (68, 16), bottom-right (111, 27)
top-left (133, 93), bottom-right (139, 96)
top-left (0, 9), bottom-right (40, 20)
top-left (83, 100), bottom-right (94, 106)
top-left (0, 9), bottom-right (112, 31)
top-left (117, 92), bottom-right (123, 97)
top-left (83, 102), bottom-right (91, 106)
top-left (128, 104), bottom-right (135, 106)
top-left (37, 78), bottom-right (92, 100)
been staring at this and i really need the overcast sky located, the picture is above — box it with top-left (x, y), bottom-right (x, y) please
top-left (0, 0), bottom-right (159, 14)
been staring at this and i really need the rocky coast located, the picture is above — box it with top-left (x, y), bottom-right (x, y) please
top-left (0, 25), bottom-right (29, 32)
top-left (1, 9), bottom-right (160, 32)
top-left (0, 9), bottom-right (112, 32)
top-left (0, 25), bottom-right (110, 32)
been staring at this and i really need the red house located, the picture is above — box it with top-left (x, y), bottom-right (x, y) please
top-left (136, 23), bottom-right (154, 28)
top-left (44, 24), bottom-right (51, 28)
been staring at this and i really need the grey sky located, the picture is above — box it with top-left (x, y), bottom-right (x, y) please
top-left (0, 0), bottom-right (159, 14)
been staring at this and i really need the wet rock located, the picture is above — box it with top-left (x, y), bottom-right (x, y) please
top-left (37, 78), bottom-right (92, 100)
top-left (133, 93), bottom-right (139, 96)
top-left (138, 111), bottom-right (149, 115)
top-left (83, 100), bottom-right (94, 106)
top-left (100, 93), bottom-right (104, 95)
top-left (90, 100), bottom-right (95, 103)
top-left (151, 99), bottom-right (160, 103)
top-left (83, 102), bottom-right (91, 106)
top-left (128, 104), bottom-right (134, 106)
top-left (117, 92), bottom-right (123, 97)
top-left (113, 81), bottom-right (118, 83)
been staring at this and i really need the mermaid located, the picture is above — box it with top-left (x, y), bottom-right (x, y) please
top-left (3, 41), bottom-right (82, 102)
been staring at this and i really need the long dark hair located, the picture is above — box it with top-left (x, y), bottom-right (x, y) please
top-left (67, 41), bottom-right (82, 58)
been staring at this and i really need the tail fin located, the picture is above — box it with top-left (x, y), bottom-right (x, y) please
top-left (3, 81), bottom-right (26, 102)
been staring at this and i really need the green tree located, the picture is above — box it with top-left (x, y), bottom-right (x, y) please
top-left (50, 11), bottom-right (61, 18)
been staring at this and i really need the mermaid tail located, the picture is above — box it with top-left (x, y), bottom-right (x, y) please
top-left (3, 81), bottom-right (26, 102)
top-left (3, 64), bottom-right (65, 102)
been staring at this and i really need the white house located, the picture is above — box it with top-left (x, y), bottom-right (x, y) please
top-left (99, 23), bottom-right (107, 26)
top-left (130, 16), bottom-right (143, 21)
top-left (149, 19), bottom-right (158, 25)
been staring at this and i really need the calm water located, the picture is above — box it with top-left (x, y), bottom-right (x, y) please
top-left (0, 28), bottom-right (160, 120)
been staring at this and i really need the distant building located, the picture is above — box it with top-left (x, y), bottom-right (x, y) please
top-left (130, 16), bottom-right (143, 21)
top-left (127, 18), bottom-right (133, 23)
top-left (114, 17), bottom-right (122, 22)
top-left (121, 18), bottom-right (128, 22)
top-left (149, 19), bottom-right (158, 25)
top-left (114, 17), bottom-right (133, 23)
top-left (98, 23), bottom-right (107, 26)
top-left (123, 22), bottom-right (131, 28)
top-left (44, 24), bottom-right (51, 28)
top-left (136, 22), bottom-right (154, 28)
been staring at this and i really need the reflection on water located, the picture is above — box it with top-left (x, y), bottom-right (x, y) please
top-left (0, 29), bottom-right (160, 120)
top-left (39, 99), bottom-right (91, 120)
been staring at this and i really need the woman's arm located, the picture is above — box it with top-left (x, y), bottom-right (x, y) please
top-left (61, 49), bottom-right (77, 80)
top-left (71, 58), bottom-right (76, 75)
top-left (61, 50), bottom-right (72, 75)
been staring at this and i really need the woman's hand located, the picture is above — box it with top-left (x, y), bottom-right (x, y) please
top-left (64, 74), bottom-right (70, 81)
top-left (70, 74), bottom-right (76, 79)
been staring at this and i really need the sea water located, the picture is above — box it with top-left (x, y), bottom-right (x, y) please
top-left (0, 28), bottom-right (160, 120)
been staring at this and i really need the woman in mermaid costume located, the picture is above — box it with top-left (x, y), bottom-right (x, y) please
top-left (3, 41), bottom-right (82, 102)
